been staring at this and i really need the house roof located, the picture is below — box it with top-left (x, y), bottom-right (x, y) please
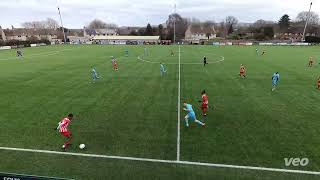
top-left (85, 29), bottom-right (96, 35)
top-left (92, 36), bottom-right (160, 40)
top-left (188, 24), bottom-right (216, 34)
top-left (67, 29), bottom-right (84, 37)
top-left (85, 28), bottom-right (118, 36)
top-left (96, 29), bottom-right (117, 34)
top-left (3, 28), bottom-right (58, 36)
top-left (118, 27), bottom-right (141, 35)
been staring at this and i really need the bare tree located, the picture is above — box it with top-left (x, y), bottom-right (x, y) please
top-left (21, 22), bottom-right (34, 29)
top-left (189, 18), bottom-right (201, 25)
top-left (254, 19), bottom-right (268, 27)
top-left (166, 13), bottom-right (188, 41)
top-left (22, 18), bottom-right (59, 29)
top-left (225, 16), bottom-right (238, 26)
top-left (203, 20), bottom-right (215, 28)
top-left (216, 21), bottom-right (226, 38)
top-left (296, 11), bottom-right (320, 25)
top-left (225, 16), bottom-right (238, 35)
top-left (22, 21), bottom-right (45, 29)
top-left (88, 19), bottom-right (117, 29)
top-left (253, 19), bottom-right (275, 28)
top-left (189, 18), bottom-right (201, 29)
top-left (45, 18), bottom-right (59, 29)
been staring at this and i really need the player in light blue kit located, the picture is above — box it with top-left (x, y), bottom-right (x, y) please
top-left (256, 48), bottom-right (259, 56)
top-left (144, 47), bottom-right (148, 56)
top-left (272, 72), bottom-right (280, 91)
top-left (183, 102), bottom-right (205, 127)
top-left (91, 67), bottom-right (100, 82)
top-left (160, 63), bottom-right (167, 76)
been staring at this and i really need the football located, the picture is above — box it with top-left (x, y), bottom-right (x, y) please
top-left (79, 144), bottom-right (85, 149)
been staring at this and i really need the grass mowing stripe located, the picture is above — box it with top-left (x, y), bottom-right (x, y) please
top-left (2, 45), bottom-right (320, 179)
top-left (177, 45), bottom-right (181, 161)
top-left (0, 171), bottom-right (74, 180)
top-left (0, 146), bottom-right (319, 175)
top-left (0, 46), bottom-right (81, 61)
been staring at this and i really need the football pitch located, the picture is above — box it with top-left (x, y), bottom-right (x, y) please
top-left (0, 45), bottom-right (320, 179)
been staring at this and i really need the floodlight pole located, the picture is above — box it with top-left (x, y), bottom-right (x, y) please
top-left (302, 2), bottom-right (313, 41)
top-left (173, 4), bottom-right (176, 44)
top-left (58, 7), bottom-right (67, 43)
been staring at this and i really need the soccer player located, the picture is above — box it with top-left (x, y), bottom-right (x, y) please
top-left (317, 77), bottom-right (320, 89)
top-left (112, 57), bottom-right (118, 71)
top-left (261, 49), bottom-right (266, 56)
top-left (203, 56), bottom-right (208, 67)
top-left (308, 57), bottom-right (315, 67)
top-left (16, 48), bottom-right (23, 59)
top-left (56, 114), bottom-right (74, 151)
top-left (160, 63), bottom-right (167, 76)
top-left (91, 67), bottom-right (100, 81)
top-left (255, 48), bottom-right (259, 56)
top-left (200, 90), bottom-right (209, 116)
top-left (183, 102), bottom-right (205, 127)
top-left (144, 47), bottom-right (148, 56)
top-left (272, 72), bottom-right (280, 91)
top-left (239, 64), bottom-right (246, 78)
top-left (125, 48), bottom-right (129, 57)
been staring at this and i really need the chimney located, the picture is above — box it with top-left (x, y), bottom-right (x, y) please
top-left (83, 26), bottom-right (87, 37)
top-left (11, 25), bottom-right (14, 29)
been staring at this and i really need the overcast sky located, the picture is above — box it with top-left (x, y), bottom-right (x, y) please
top-left (0, 0), bottom-right (318, 28)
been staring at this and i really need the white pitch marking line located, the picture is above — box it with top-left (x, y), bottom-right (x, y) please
top-left (177, 45), bottom-right (181, 161)
top-left (0, 47), bottom-right (80, 61)
top-left (0, 171), bottom-right (74, 180)
top-left (138, 55), bottom-right (224, 65)
top-left (0, 146), bottom-right (319, 175)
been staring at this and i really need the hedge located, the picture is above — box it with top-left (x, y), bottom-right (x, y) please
top-left (305, 36), bottom-right (320, 43)
top-left (0, 39), bottom-right (51, 47)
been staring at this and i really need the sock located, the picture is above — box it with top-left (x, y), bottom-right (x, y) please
top-left (203, 108), bottom-right (207, 115)
top-left (64, 139), bottom-right (72, 148)
top-left (195, 119), bottom-right (204, 126)
top-left (63, 142), bottom-right (68, 148)
top-left (185, 119), bottom-right (189, 127)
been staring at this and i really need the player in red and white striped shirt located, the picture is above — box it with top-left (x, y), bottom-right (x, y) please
top-left (56, 114), bottom-right (74, 151)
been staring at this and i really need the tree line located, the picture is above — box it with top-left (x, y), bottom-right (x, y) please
top-left (17, 10), bottom-right (320, 42)
top-left (82, 11), bottom-right (320, 41)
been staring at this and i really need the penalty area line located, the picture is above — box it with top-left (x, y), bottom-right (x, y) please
top-left (0, 147), bottom-right (320, 175)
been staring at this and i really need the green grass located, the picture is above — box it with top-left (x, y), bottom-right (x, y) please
top-left (0, 45), bottom-right (319, 179)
